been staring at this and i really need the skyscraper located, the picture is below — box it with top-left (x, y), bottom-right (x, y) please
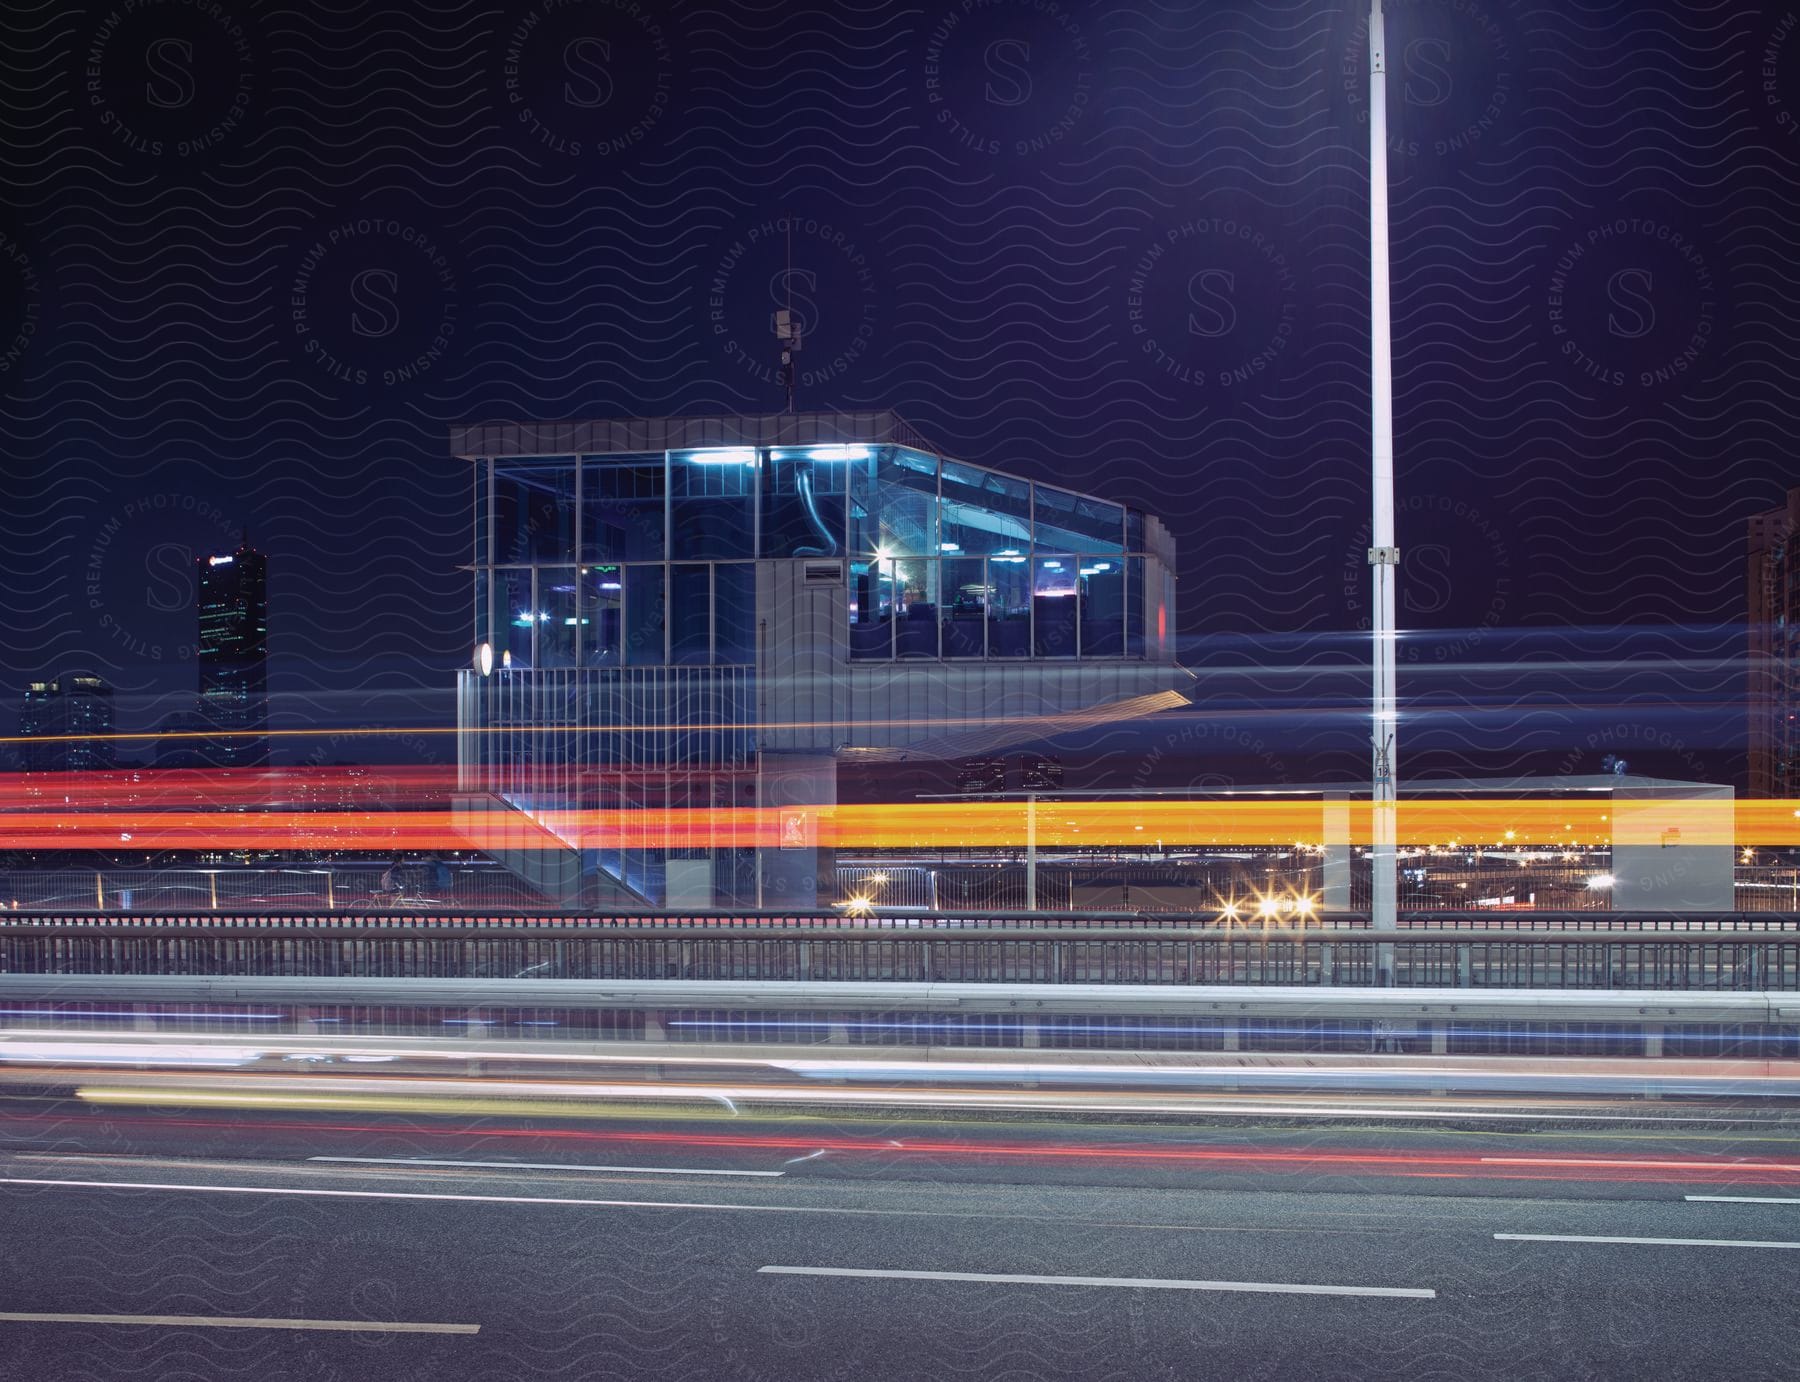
top-left (62, 677), bottom-right (116, 770)
top-left (18, 681), bottom-right (63, 772)
top-left (196, 539), bottom-right (269, 768)
top-left (1748, 488), bottom-right (1800, 797)
top-left (17, 676), bottom-right (116, 771)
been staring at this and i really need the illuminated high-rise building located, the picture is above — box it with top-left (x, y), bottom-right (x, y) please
top-left (18, 681), bottom-right (63, 772)
top-left (17, 676), bottom-right (115, 772)
top-left (196, 539), bottom-right (269, 768)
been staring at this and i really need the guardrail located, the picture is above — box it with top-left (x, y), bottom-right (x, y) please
top-left (5, 908), bottom-right (1799, 932)
top-left (5, 923), bottom-right (1799, 990)
top-left (1, 976), bottom-right (1794, 1061)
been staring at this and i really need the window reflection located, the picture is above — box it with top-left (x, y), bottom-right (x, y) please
top-left (1078, 557), bottom-right (1124, 656)
top-left (941, 462), bottom-right (1031, 555)
top-left (941, 557), bottom-right (986, 657)
top-left (850, 447), bottom-right (939, 557)
top-left (583, 566), bottom-right (622, 665)
top-left (624, 565), bottom-right (665, 665)
top-left (763, 449), bottom-right (847, 558)
top-left (987, 552), bottom-right (1030, 657)
top-left (495, 460), bottom-right (576, 563)
top-left (670, 448), bottom-right (755, 559)
top-left (669, 563), bottom-right (711, 664)
top-left (850, 557), bottom-right (893, 660)
top-left (538, 568), bottom-right (580, 667)
top-left (894, 555), bottom-right (939, 658)
top-left (583, 456), bottom-right (664, 562)
top-left (714, 563), bottom-right (756, 664)
top-left (1033, 554), bottom-right (1077, 657)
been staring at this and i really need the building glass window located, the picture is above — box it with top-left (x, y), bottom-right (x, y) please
top-left (941, 556), bottom-right (986, 657)
top-left (494, 459), bottom-right (576, 563)
top-left (624, 564), bottom-right (665, 665)
top-left (714, 563), bottom-right (756, 664)
top-left (669, 448), bottom-right (756, 559)
top-left (894, 555), bottom-right (940, 658)
top-left (1034, 485), bottom-right (1122, 553)
top-left (987, 553), bottom-right (1031, 657)
top-left (583, 566), bottom-right (622, 665)
top-left (762, 448), bottom-right (848, 558)
top-left (850, 446), bottom-right (938, 557)
top-left (1078, 557), bottom-right (1124, 656)
top-left (940, 462), bottom-right (1032, 555)
top-left (669, 563), bottom-right (711, 664)
top-left (493, 569), bottom-right (534, 667)
top-left (582, 455), bottom-right (665, 562)
top-left (850, 557), bottom-right (893, 659)
top-left (1033, 553), bottom-right (1077, 657)
top-left (538, 568), bottom-right (580, 667)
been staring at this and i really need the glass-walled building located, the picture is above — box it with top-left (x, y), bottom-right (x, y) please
top-left (472, 430), bottom-right (1175, 670)
top-left (454, 411), bottom-right (1185, 907)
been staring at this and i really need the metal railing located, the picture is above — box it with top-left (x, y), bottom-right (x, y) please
top-left (3, 907), bottom-right (1797, 933)
top-left (5, 923), bottom-right (1799, 990)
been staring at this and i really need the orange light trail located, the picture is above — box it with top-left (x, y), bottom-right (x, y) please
top-left (0, 796), bottom-right (1789, 849)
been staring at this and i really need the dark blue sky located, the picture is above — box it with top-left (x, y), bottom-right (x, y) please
top-left (0, 0), bottom-right (1790, 783)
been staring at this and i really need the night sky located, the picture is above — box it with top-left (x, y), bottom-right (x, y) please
top-left (0, 0), bottom-right (1791, 786)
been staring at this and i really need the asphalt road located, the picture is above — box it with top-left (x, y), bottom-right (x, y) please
top-left (2, 1082), bottom-right (1799, 1380)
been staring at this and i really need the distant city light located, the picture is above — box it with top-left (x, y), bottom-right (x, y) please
top-left (1586, 873), bottom-right (1615, 890)
top-left (207, 555), bottom-right (234, 566)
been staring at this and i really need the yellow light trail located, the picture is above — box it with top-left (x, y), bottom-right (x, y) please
top-left (0, 798), bottom-right (1784, 849)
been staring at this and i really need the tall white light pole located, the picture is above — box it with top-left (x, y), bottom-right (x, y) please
top-left (1367, 0), bottom-right (1400, 951)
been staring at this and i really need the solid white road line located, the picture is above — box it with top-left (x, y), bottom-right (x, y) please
top-left (0, 1311), bottom-right (477, 1334)
top-left (1480, 1156), bottom-right (1800, 1172)
top-left (756, 1266), bottom-right (1435, 1299)
top-left (305, 1156), bottom-right (784, 1177)
top-left (1495, 1233), bottom-right (1800, 1249)
top-left (1684, 1196), bottom-right (1800, 1205)
top-left (0, 1176), bottom-right (868, 1214)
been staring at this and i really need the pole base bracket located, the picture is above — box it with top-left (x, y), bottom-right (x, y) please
top-left (1367, 545), bottom-right (1400, 565)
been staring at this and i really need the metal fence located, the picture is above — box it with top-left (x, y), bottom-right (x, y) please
top-left (4, 907), bottom-right (1797, 933)
top-left (5, 923), bottom-right (1798, 991)
top-left (0, 865), bottom-right (548, 914)
top-left (6, 860), bottom-right (1800, 917)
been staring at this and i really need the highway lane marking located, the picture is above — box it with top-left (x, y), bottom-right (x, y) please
top-left (1480, 1156), bottom-right (1800, 1172)
top-left (306, 1156), bottom-right (785, 1177)
top-left (0, 1176), bottom-right (1421, 1233)
top-left (756, 1266), bottom-right (1436, 1299)
top-left (1495, 1233), bottom-right (1800, 1249)
top-left (1684, 1196), bottom-right (1800, 1205)
top-left (0, 1176), bottom-right (893, 1215)
top-left (0, 1311), bottom-right (477, 1334)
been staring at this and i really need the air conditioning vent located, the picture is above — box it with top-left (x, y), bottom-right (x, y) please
top-left (803, 561), bottom-right (844, 583)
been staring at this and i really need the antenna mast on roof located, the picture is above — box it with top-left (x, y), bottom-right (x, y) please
top-left (773, 217), bottom-right (801, 413)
